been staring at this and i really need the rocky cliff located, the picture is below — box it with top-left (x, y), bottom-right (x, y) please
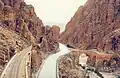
top-left (0, 27), bottom-right (29, 75)
top-left (0, 0), bottom-right (60, 52)
top-left (0, 0), bottom-right (60, 76)
top-left (31, 25), bottom-right (60, 71)
top-left (0, 0), bottom-right (44, 43)
top-left (60, 0), bottom-right (120, 53)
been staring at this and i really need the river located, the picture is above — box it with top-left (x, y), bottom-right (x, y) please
top-left (36, 43), bottom-right (117, 78)
top-left (36, 43), bottom-right (69, 78)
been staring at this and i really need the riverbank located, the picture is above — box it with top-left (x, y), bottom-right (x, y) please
top-left (36, 43), bottom-right (69, 78)
top-left (58, 49), bottom-right (119, 78)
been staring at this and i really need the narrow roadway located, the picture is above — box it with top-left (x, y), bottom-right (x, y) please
top-left (37, 43), bottom-right (69, 78)
top-left (1, 46), bottom-right (32, 78)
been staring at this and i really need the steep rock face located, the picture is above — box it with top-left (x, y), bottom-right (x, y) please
top-left (60, 0), bottom-right (120, 52)
top-left (0, 0), bottom-right (60, 52)
top-left (0, 0), bottom-right (60, 76)
top-left (98, 29), bottom-right (120, 53)
top-left (1, 0), bottom-right (24, 9)
top-left (39, 25), bottom-right (60, 53)
top-left (0, 27), bottom-right (29, 75)
top-left (0, 0), bottom-right (44, 43)
top-left (31, 25), bottom-right (60, 76)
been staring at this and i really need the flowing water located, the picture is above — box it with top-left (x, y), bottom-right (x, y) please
top-left (37, 43), bottom-right (69, 78)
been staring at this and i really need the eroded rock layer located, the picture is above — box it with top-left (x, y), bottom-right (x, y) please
top-left (60, 0), bottom-right (120, 53)
top-left (0, 27), bottom-right (29, 75)
top-left (0, 0), bottom-right (44, 43)
top-left (0, 0), bottom-right (60, 75)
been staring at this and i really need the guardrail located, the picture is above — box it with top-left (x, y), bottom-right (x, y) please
top-left (25, 51), bottom-right (31, 78)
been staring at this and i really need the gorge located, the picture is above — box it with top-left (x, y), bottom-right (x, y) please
top-left (0, 0), bottom-right (120, 78)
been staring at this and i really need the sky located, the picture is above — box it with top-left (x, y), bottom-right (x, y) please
top-left (25, 0), bottom-right (87, 31)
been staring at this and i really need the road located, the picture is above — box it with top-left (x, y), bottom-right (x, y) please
top-left (36, 43), bottom-right (69, 78)
top-left (100, 72), bottom-right (117, 78)
top-left (1, 46), bottom-right (32, 78)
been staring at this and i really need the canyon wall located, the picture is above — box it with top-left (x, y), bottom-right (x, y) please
top-left (0, 0), bottom-right (60, 75)
top-left (60, 0), bottom-right (120, 53)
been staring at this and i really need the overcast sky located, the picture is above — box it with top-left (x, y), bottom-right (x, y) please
top-left (25, 0), bottom-right (87, 31)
